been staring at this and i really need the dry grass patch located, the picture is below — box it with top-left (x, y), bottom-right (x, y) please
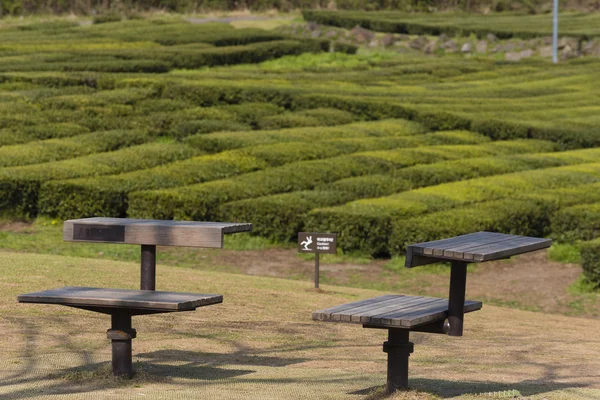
top-left (0, 251), bottom-right (598, 399)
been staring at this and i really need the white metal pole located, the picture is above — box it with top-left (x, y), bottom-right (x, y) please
top-left (553, 0), bottom-right (559, 63)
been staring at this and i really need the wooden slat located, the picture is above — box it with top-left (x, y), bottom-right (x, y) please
top-left (18, 286), bottom-right (223, 311)
top-left (64, 218), bottom-right (252, 248)
top-left (374, 298), bottom-right (448, 326)
top-left (405, 232), bottom-right (551, 267)
top-left (367, 297), bottom-right (443, 325)
top-left (312, 295), bottom-right (397, 321)
top-left (312, 295), bottom-right (482, 328)
top-left (334, 296), bottom-right (417, 322)
top-left (391, 300), bottom-right (482, 328)
top-left (440, 234), bottom-right (520, 259)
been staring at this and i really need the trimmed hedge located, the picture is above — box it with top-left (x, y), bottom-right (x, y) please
top-left (551, 203), bottom-right (600, 243)
top-left (0, 122), bottom-right (90, 146)
top-left (38, 127), bottom-right (480, 220)
top-left (256, 108), bottom-right (358, 130)
top-left (219, 191), bottom-right (357, 241)
top-left (301, 10), bottom-right (596, 41)
top-left (185, 119), bottom-right (427, 153)
top-left (0, 129), bottom-right (149, 168)
top-left (306, 162), bottom-right (600, 256)
top-left (0, 142), bottom-right (197, 217)
top-left (580, 239), bottom-right (600, 289)
top-left (127, 139), bottom-right (548, 222)
top-left (170, 120), bottom-right (251, 139)
top-left (38, 151), bottom-right (270, 219)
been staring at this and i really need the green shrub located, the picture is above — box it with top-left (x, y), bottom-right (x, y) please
top-left (580, 239), bottom-right (600, 289)
top-left (185, 119), bottom-right (427, 153)
top-left (0, 142), bottom-right (197, 217)
top-left (219, 191), bottom-right (357, 241)
top-left (93, 14), bottom-right (123, 24)
top-left (171, 120), bottom-right (251, 138)
top-left (0, 129), bottom-right (149, 168)
top-left (551, 203), bottom-right (600, 243)
top-left (0, 123), bottom-right (90, 146)
top-left (127, 155), bottom-right (393, 221)
top-left (256, 108), bottom-right (358, 130)
top-left (127, 139), bottom-right (545, 222)
top-left (307, 162), bottom-right (600, 256)
top-left (38, 152), bottom-right (269, 219)
top-left (389, 198), bottom-right (557, 254)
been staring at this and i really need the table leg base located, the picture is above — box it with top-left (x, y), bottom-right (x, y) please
top-left (383, 329), bottom-right (414, 393)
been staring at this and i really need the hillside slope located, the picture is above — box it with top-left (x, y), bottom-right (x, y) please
top-left (0, 251), bottom-right (599, 399)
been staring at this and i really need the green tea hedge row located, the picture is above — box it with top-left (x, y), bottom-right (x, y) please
top-left (127, 139), bottom-right (545, 223)
top-left (0, 129), bottom-right (150, 168)
top-left (389, 182), bottom-right (600, 255)
top-left (186, 119), bottom-right (427, 153)
top-left (38, 151), bottom-right (268, 219)
top-left (0, 142), bottom-right (197, 216)
top-left (302, 10), bottom-right (597, 40)
top-left (216, 141), bottom-right (573, 240)
top-left (256, 108), bottom-right (358, 130)
top-left (580, 239), bottom-right (600, 289)
top-left (551, 203), bottom-right (600, 243)
top-left (307, 162), bottom-right (600, 256)
top-left (38, 129), bottom-right (485, 219)
top-left (0, 122), bottom-right (90, 146)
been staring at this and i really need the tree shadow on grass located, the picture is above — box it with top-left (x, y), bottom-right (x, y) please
top-left (350, 379), bottom-right (589, 399)
top-left (136, 349), bottom-right (307, 368)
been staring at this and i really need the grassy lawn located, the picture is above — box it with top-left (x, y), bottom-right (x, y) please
top-left (0, 250), bottom-right (599, 399)
top-left (1, 218), bottom-right (597, 319)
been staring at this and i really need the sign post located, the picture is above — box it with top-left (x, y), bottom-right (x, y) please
top-left (298, 232), bottom-right (337, 289)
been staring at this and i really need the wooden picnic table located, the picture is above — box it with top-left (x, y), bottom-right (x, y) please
top-left (18, 217), bottom-right (251, 378)
top-left (313, 231), bottom-right (552, 393)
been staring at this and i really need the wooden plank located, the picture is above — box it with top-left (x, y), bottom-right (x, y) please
top-left (367, 297), bottom-right (444, 325)
top-left (64, 218), bottom-right (252, 248)
top-left (18, 286), bottom-right (222, 311)
top-left (440, 234), bottom-right (521, 259)
top-left (390, 300), bottom-right (481, 327)
top-left (375, 298), bottom-right (449, 326)
top-left (412, 232), bottom-right (491, 256)
top-left (312, 295), bottom-right (398, 321)
top-left (405, 232), bottom-right (551, 267)
top-left (355, 296), bottom-right (433, 323)
top-left (470, 237), bottom-right (551, 262)
top-left (333, 296), bottom-right (418, 322)
top-left (429, 232), bottom-right (497, 257)
top-left (313, 295), bottom-right (482, 328)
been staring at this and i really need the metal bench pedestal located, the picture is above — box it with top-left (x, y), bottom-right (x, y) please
top-left (384, 329), bottom-right (414, 392)
top-left (108, 311), bottom-right (136, 378)
top-left (313, 232), bottom-right (552, 392)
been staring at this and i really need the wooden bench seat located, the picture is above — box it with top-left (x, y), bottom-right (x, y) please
top-left (18, 286), bottom-right (222, 314)
top-left (313, 295), bottom-right (482, 329)
top-left (312, 232), bottom-right (551, 393)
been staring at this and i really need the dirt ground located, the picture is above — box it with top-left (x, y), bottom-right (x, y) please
top-left (0, 251), bottom-right (600, 400)
top-left (202, 248), bottom-right (597, 318)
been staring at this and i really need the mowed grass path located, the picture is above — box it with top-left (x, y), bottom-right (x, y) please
top-left (0, 251), bottom-right (599, 399)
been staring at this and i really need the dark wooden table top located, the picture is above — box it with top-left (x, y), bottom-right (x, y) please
top-left (313, 295), bottom-right (482, 328)
top-left (18, 286), bottom-right (223, 311)
top-left (406, 231), bottom-right (552, 268)
top-left (64, 217), bottom-right (252, 248)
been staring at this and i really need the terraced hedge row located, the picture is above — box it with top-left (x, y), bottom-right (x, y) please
top-left (302, 10), bottom-right (600, 40)
top-left (39, 121), bottom-right (469, 219)
top-left (126, 139), bottom-right (550, 224)
top-left (1, 19), bottom-right (357, 74)
top-left (214, 146), bottom-right (600, 241)
top-left (0, 142), bottom-right (198, 216)
top-left (306, 163), bottom-right (600, 256)
top-left (580, 239), bottom-right (600, 288)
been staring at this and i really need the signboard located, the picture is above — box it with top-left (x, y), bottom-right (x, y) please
top-left (298, 232), bottom-right (337, 255)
